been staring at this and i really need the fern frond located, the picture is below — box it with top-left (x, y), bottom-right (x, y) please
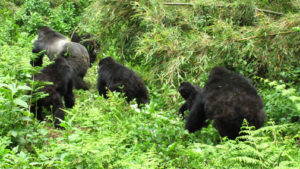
top-left (229, 156), bottom-right (262, 166)
top-left (263, 151), bottom-right (282, 168)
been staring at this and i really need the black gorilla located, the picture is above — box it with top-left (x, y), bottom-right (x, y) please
top-left (184, 67), bottom-right (265, 139)
top-left (178, 82), bottom-right (202, 118)
top-left (31, 57), bottom-right (75, 128)
top-left (97, 57), bottom-right (150, 106)
top-left (31, 26), bottom-right (90, 90)
top-left (70, 32), bottom-right (99, 67)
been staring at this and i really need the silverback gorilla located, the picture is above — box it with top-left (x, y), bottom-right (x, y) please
top-left (31, 57), bottom-right (75, 128)
top-left (97, 57), bottom-right (150, 106)
top-left (182, 67), bottom-right (265, 139)
top-left (31, 26), bottom-right (90, 90)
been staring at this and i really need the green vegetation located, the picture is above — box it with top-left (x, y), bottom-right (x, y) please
top-left (0, 0), bottom-right (299, 168)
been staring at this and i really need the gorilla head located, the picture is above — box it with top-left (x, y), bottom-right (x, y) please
top-left (183, 67), bottom-right (266, 139)
top-left (98, 56), bottom-right (114, 66)
top-left (97, 57), bottom-right (150, 106)
top-left (178, 82), bottom-right (202, 118)
top-left (32, 26), bottom-right (69, 61)
top-left (31, 57), bottom-right (75, 128)
top-left (31, 26), bottom-right (90, 90)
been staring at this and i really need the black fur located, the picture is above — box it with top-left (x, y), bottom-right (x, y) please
top-left (32, 26), bottom-right (90, 90)
top-left (30, 57), bottom-right (75, 128)
top-left (97, 57), bottom-right (150, 106)
top-left (70, 32), bottom-right (99, 67)
top-left (178, 82), bottom-right (202, 118)
top-left (184, 67), bottom-right (265, 139)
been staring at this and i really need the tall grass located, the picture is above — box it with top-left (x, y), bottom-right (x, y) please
top-left (82, 0), bottom-right (300, 85)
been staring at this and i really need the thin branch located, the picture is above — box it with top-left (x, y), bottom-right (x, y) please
top-left (69, 26), bottom-right (80, 40)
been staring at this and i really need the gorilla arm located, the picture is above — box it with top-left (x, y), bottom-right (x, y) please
top-left (184, 93), bottom-right (208, 133)
top-left (64, 79), bottom-right (75, 108)
top-left (179, 102), bottom-right (188, 118)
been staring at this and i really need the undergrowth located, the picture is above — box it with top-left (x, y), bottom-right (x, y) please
top-left (0, 0), bottom-right (299, 168)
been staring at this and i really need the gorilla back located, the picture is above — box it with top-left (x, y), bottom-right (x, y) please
top-left (185, 67), bottom-right (265, 139)
top-left (32, 26), bottom-right (90, 90)
top-left (70, 32), bottom-right (99, 67)
top-left (97, 57), bottom-right (150, 106)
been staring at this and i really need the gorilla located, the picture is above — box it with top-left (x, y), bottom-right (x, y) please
top-left (30, 57), bottom-right (75, 128)
top-left (183, 67), bottom-right (265, 139)
top-left (70, 31), bottom-right (100, 67)
top-left (97, 57), bottom-right (150, 106)
top-left (31, 26), bottom-right (90, 90)
top-left (178, 82), bottom-right (202, 118)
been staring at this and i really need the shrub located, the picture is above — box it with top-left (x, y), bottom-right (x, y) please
top-left (82, 0), bottom-right (300, 85)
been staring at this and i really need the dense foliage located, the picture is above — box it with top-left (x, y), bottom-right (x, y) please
top-left (0, 0), bottom-right (299, 168)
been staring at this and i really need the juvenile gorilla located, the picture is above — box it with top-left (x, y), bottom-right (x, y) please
top-left (31, 57), bottom-right (75, 128)
top-left (184, 67), bottom-right (265, 139)
top-left (178, 82), bottom-right (202, 118)
top-left (32, 26), bottom-right (90, 90)
top-left (97, 57), bottom-right (150, 106)
top-left (70, 32), bottom-right (99, 67)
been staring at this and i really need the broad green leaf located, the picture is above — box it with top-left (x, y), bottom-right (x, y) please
top-left (14, 98), bottom-right (28, 108)
top-left (20, 116), bottom-right (32, 121)
top-left (7, 83), bottom-right (17, 95)
top-left (17, 85), bottom-right (32, 91)
top-left (11, 130), bottom-right (18, 137)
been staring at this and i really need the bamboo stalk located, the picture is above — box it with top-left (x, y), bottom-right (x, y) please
top-left (236, 31), bottom-right (297, 41)
top-left (255, 8), bottom-right (284, 16)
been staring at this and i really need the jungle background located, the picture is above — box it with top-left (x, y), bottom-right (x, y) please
top-left (0, 0), bottom-right (299, 168)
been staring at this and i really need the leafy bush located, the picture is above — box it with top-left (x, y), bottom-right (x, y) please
top-left (48, 2), bottom-right (77, 34)
top-left (0, 44), bottom-right (44, 152)
top-left (14, 0), bottom-right (91, 34)
top-left (182, 121), bottom-right (300, 168)
top-left (0, 5), bottom-right (20, 45)
top-left (259, 78), bottom-right (300, 124)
